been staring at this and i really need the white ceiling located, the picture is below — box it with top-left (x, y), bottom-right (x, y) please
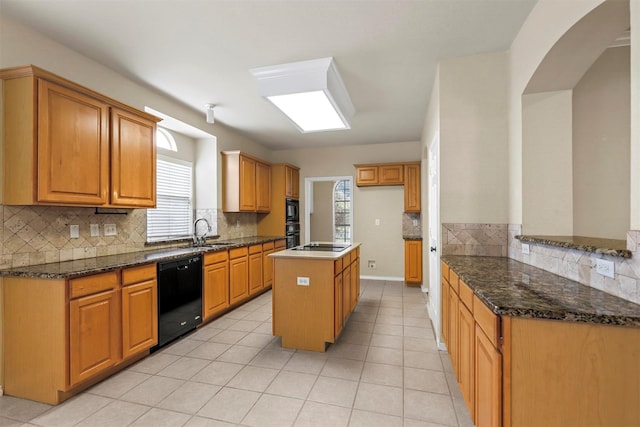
top-left (0, 0), bottom-right (537, 150)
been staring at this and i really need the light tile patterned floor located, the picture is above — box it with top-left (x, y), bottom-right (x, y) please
top-left (0, 279), bottom-right (473, 427)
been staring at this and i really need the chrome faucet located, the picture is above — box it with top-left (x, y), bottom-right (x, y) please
top-left (193, 217), bottom-right (212, 246)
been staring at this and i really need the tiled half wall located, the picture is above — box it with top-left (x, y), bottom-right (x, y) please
top-left (441, 223), bottom-right (508, 257)
top-left (0, 205), bottom-right (257, 269)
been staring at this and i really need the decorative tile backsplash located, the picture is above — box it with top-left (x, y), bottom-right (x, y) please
top-left (402, 212), bottom-right (422, 237)
top-left (508, 224), bottom-right (639, 305)
top-left (441, 223), bottom-right (508, 257)
top-left (0, 205), bottom-right (259, 269)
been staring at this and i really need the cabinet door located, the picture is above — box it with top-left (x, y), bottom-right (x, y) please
top-left (475, 324), bottom-right (502, 427)
top-left (69, 289), bottom-right (120, 386)
top-left (239, 155), bottom-right (256, 211)
top-left (379, 164), bottom-right (404, 185)
top-left (229, 256), bottom-right (249, 305)
top-left (122, 279), bottom-right (158, 359)
top-left (291, 167), bottom-right (300, 199)
top-left (203, 261), bottom-right (229, 319)
top-left (404, 163), bottom-right (421, 212)
top-left (249, 251), bottom-right (263, 295)
top-left (448, 287), bottom-right (459, 376)
top-left (110, 108), bottom-right (156, 207)
top-left (37, 79), bottom-right (109, 205)
top-left (458, 303), bottom-right (475, 421)
top-left (350, 259), bottom-right (359, 310)
top-left (334, 273), bottom-right (343, 338)
top-left (263, 249), bottom-right (274, 289)
top-left (285, 166), bottom-right (294, 198)
top-left (342, 264), bottom-right (351, 322)
top-left (404, 240), bottom-right (423, 284)
top-left (441, 277), bottom-right (450, 347)
top-left (256, 162), bottom-right (271, 212)
top-left (355, 166), bottom-right (378, 186)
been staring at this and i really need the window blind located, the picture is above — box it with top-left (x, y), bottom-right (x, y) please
top-left (147, 158), bottom-right (193, 241)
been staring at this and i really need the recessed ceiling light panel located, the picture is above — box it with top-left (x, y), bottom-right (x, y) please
top-left (250, 57), bottom-right (355, 133)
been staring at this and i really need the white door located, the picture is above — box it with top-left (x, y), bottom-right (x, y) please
top-left (427, 136), bottom-right (444, 348)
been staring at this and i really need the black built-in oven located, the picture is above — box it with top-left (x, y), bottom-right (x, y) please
top-left (286, 222), bottom-right (300, 248)
top-left (286, 198), bottom-right (299, 223)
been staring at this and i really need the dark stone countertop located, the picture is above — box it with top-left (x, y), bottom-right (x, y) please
top-left (515, 235), bottom-right (631, 258)
top-left (442, 256), bottom-right (640, 327)
top-left (403, 235), bottom-right (423, 240)
top-left (0, 236), bottom-right (285, 280)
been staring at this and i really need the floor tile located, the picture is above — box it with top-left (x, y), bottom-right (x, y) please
top-left (378, 308), bottom-right (403, 317)
top-left (249, 349), bottom-right (294, 369)
top-left (321, 357), bottom-right (364, 381)
top-left (308, 376), bottom-right (358, 408)
top-left (337, 330), bottom-right (372, 345)
top-left (227, 319), bottom-right (261, 332)
top-left (242, 311), bottom-right (271, 322)
top-left (375, 315), bottom-right (404, 326)
top-left (373, 324), bottom-right (404, 336)
top-left (403, 419), bottom-right (450, 427)
top-left (404, 389), bottom-right (457, 426)
top-left (241, 393), bottom-right (303, 427)
top-left (404, 336), bottom-right (437, 353)
top-left (128, 353), bottom-right (181, 374)
top-left (348, 409), bottom-right (402, 427)
top-left (183, 416), bottom-right (235, 427)
top-left (404, 367), bottom-right (449, 394)
top-left (293, 401), bottom-right (351, 427)
top-left (207, 317), bottom-right (237, 330)
top-left (0, 396), bottom-right (52, 422)
top-left (237, 332), bottom-right (276, 348)
top-left (370, 334), bottom-right (403, 349)
top-left (404, 326), bottom-right (431, 338)
top-left (75, 400), bottom-right (149, 427)
top-left (353, 382), bottom-right (403, 417)
top-left (130, 408), bottom-right (191, 427)
top-left (284, 351), bottom-right (328, 375)
top-left (186, 342), bottom-right (232, 360)
top-left (30, 393), bottom-right (112, 426)
top-left (215, 344), bottom-right (261, 364)
top-left (157, 356), bottom-right (211, 379)
top-left (403, 317), bottom-right (431, 328)
top-left (162, 339), bottom-right (203, 356)
top-left (193, 361), bottom-right (243, 386)
top-left (0, 416), bottom-right (22, 427)
top-left (344, 321), bottom-right (375, 334)
top-left (189, 326), bottom-right (223, 341)
top-left (252, 321), bottom-right (273, 334)
top-left (366, 346), bottom-right (403, 366)
top-left (265, 370), bottom-right (318, 399)
top-left (87, 370), bottom-right (150, 398)
top-left (404, 350), bottom-right (443, 371)
top-left (197, 387), bottom-right (261, 424)
top-left (120, 375), bottom-right (185, 406)
top-left (226, 365), bottom-right (279, 392)
top-left (360, 362), bottom-right (403, 387)
top-left (326, 343), bottom-right (368, 361)
top-left (157, 382), bottom-right (221, 414)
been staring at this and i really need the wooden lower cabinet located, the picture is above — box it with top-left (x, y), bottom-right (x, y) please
top-left (262, 242), bottom-right (274, 289)
top-left (203, 251), bottom-right (230, 320)
top-left (334, 272), bottom-right (344, 337)
top-left (229, 247), bottom-right (249, 305)
top-left (69, 288), bottom-right (120, 386)
top-left (121, 264), bottom-right (158, 359)
top-left (248, 244), bottom-right (263, 295)
top-left (404, 239), bottom-right (422, 284)
top-left (475, 324), bottom-right (502, 427)
top-left (441, 277), bottom-right (450, 346)
top-left (448, 286), bottom-right (459, 375)
top-left (458, 302), bottom-right (475, 419)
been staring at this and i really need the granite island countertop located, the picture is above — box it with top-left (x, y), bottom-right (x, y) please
top-left (442, 255), bottom-right (640, 327)
top-left (0, 236), bottom-right (285, 279)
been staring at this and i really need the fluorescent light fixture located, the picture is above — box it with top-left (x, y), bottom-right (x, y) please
top-left (250, 57), bottom-right (355, 133)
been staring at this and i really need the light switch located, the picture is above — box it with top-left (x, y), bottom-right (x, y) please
top-left (90, 224), bottom-right (100, 237)
top-left (69, 225), bottom-right (79, 239)
top-left (375, 219), bottom-right (380, 226)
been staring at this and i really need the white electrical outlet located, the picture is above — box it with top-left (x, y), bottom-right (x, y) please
top-left (413, 219), bottom-right (419, 227)
top-left (375, 219), bottom-right (380, 226)
top-left (69, 224), bottom-right (79, 239)
top-left (521, 243), bottom-right (530, 254)
top-left (90, 224), bottom-right (100, 237)
top-left (104, 223), bottom-right (117, 236)
top-left (297, 277), bottom-right (310, 286)
top-left (368, 260), bottom-right (376, 269)
top-left (595, 259), bottom-right (615, 279)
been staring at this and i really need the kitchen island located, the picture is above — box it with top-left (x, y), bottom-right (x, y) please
top-left (270, 242), bottom-right (361, 351)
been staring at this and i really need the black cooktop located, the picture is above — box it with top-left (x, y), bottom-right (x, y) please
top-left (293, 243), bottom-right (350, 252)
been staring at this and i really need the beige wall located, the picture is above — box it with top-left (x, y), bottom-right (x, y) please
top-left (275, 141), bottom-right (421, 279)
top-left (573, 46), bottom-right (630, 239)
top-left (629, 0), bottom-right (640, 229)
top-left (310, 181), bottom-right (335, 242)
top-left (439, 51), bottom-right (510, 224)
top-left (522, 90), bottom-right (574, 235)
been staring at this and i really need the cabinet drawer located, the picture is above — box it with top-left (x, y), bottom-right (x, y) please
top-left (69, 271), bottom-right (119, 299)
top-left (449, 271), bottom-right (459, 295)
top-left (459, 279), bottom-right (474, 311)
top-left (334, 258), bottom-right (343, 275)
top-left (473, 294), bottom-right (500, 348)
top-left (441, 261), bottom-right (450, 282)
top-left (249, 244), bottom-right (262, 255)
top-left (122, 263), bottom-right (155, 286)
top-left (204, 250), bottom-right (228, 265)
top-left (229, 246), bottom-right (248, 259)
top-left (263, 241), bottom-right (274, 251)
top-left (275, 239), bottom-right (286, 250)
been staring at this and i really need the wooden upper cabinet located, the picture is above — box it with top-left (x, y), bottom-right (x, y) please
top-left (404, 162), bottom-right (421, 212)
top-left (285, 165), bottom-right (300, 199)
top-left (37, 80), bottom-right (110, 205)
top-left (354, 162), bottom-right (405, 186)
top-left (110, 108), bottom-right (157, 207)
top-left (379, 164), bottom-right (404, 185)
top-left (0, 65), bottom-right (159, 208)
top-left (355, 165), bottom-right (379, 186)
top-left (222, 150), bottom-right (272, 213)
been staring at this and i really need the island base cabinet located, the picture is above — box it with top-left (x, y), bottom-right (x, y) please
top-left (505, 317), bottom-right (640, 427)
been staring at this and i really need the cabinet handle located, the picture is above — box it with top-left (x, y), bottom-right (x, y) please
top-left (180, 321), bottom-right (187, 326)
top-left (430, 246), bottom-right (437, 253)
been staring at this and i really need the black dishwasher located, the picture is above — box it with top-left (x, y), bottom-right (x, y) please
top-left (154, 255), bottom-right (203, 350)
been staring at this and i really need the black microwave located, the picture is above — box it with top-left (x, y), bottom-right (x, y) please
top-left (286, 198), bottom-right (299, 222)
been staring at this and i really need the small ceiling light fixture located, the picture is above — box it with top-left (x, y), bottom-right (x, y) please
top-left (250, 57), bottom-right (355, 133)
top-left (205, 103), bottom-right (215, 124)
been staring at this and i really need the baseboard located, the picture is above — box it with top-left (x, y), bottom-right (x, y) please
top-left (360, 275), bottom-right (404, 281)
